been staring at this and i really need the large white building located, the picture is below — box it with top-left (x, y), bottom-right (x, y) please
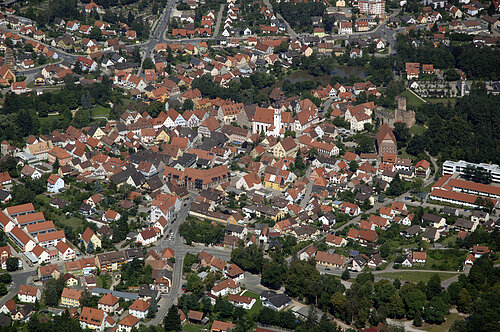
top-left (359, 0), bottom-right (385, 15)
top-left (442, 160), bottom-right (500, 183)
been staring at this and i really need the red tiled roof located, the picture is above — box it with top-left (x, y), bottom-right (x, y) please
top-left (98, 293), bottom-right (119, 306)
top-left (119, 314), bottom-right (139, 327)
top-left (129, 299), bottom-right (150, 312)
top-left (37, 230), bottom-right (65, 243)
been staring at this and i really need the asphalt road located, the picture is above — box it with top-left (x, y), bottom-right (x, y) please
top-left (0, 270), bottom-right (34, 307)
top-left (147, 192), bottom-right (233, 325)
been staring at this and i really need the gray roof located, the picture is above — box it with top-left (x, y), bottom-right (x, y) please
top-left (91, 288), bottom-right (139, 301)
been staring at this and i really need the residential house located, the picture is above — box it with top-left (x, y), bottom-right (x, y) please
top-left (61, 288), bottom-right (82, 307)
top-left (18, 285), bottom-right (41, 303)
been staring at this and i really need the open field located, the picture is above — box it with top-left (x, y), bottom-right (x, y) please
top-left (92, 105), bottom-right (111, 117)
top-left (424, 313), bottom-right (464, 332)
top-left (242, 290), bottom-right (263, 317)
top-left (377, 271), bottom-right (459, 283)
top-left (401, 89), bottom-right (425, 108)
top-left (424, 97), bottom-right (458, 107)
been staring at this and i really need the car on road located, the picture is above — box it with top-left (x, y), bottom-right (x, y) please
top-left (182, 284), bottom-right (187, 292)
top-left (325, 267), bottom-right (331, 271)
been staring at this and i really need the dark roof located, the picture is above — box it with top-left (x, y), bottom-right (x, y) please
top-left (260, 291), bottom-right (291, 308)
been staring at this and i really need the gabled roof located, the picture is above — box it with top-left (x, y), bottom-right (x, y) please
top-left (82, 227), bottom-right (96, 243)
top-left (98, 293), bottom-right (119, 306)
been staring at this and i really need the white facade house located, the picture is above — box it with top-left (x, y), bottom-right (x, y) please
top-left (56, 241), bottom-right (76, 261)
top-left (153, 217), bottom-right (169, 234)
top-left (129, 299), bottom-right (150, 319)
top-left (136, 228), bottom-right (160, 246)
top-left (228, 294), bottom-right (256, 309)
top-left (79, 307), bottom-right (107, 331)
top-left (47, 174), bottom-right (64, 193)
top-left (211, 279), bottom-right (241, 297)
top-left (150, 200), bottom-right (174, 224)
top-left (18, 285), bottom-right (41, 303)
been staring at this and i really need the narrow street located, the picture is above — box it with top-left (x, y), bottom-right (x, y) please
top-left (213, 5), bottom-right (225, 38)
top-left (261, 0), bottom-right (298, 39)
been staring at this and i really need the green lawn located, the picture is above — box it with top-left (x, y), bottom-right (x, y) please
top-left (425, 249), bottom-right (467, 271)
top-left (97, 275), bottom-right (112, 289)
top-left (410, 125), bottom-right (427, 135)
top-left (56, 215), bottom-right (84, 230)
top-left (400, 89), bottom-right (425, 108)
top-left (92, 105), bottom-right (111, 117)
top-left (425, 97), bottom-right (457, 107)
top-left (398, 147), bottom-right (414, 160)
top-left (242, 290), bottom-right (263, 317)
top-left (182, 324), bottom-right (204, 332)
top-left (424, 313), bottom-right (464, 332)
top-left (440, 236), bottom-right (456, 248)
top-left (377, 271), bottom-right (459, 283)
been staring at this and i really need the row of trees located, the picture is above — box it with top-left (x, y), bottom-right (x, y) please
top-left (230, 233), bottom-right (500, 330)
top-left (406, 88), bottom-right (500, 164)
top-left (179, 217), bottom-right (225, 245)
top-left (1, 77), bottom-right (113, 144)
top-left (396, 34), bottom-right (500, 80)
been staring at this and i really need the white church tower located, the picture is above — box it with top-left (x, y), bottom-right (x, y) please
top-left (273, 108), bottom-right (282, 137)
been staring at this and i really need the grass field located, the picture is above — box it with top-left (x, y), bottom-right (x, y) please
top-left (35, 194), bottom-right (84, 230)
top-left (424, 313), bottom-right (464, 332)
top-left (182, 324), bottom-right (204, 332)
top-left (425, 97), bottom-right (458, 107)
top-left (410, 125), bottom-right (427, 135)
top-left (377, 271), bottom-right (459, 283)
top-left (242, 290), bottom-right (263, 317)
top-left (400, 89), bottom-right (425, 108)
top-left (425, 249), bottom-right (467, 271)
top-left (92, 105), bottom-right (111, 117)
top-left (397, 147), bottom-right (414, 161)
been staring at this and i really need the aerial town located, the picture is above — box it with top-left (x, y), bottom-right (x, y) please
top-left (0, 0), bottom-right (498, 331)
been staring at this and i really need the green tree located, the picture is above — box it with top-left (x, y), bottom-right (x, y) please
top-left (230, 244), bottom-right (264, 274)
top-left (261, 261), bottom-right (286, 289)
top-left (0, 273), bottom-right (12, 284)
top-left (6, 257), bottom-right (19, 272)
top-left (285, 260), bottom-right (320, 298)
top-left (423, 296), bottom-right (448, 324)
top-left (182, 99), bottom-right (194, 112)
top-left (81, 93), bottom-right (92, 110)
top-left (0, 283), bottom-right (7, 296)
top-left (394, 122), bottom-right (410, 146)
top-left (426, 273), bottom-right (442, 300)
top-left (355, 135), bottom-right (375, 154)
top-left (411, 177), bottom-right (424, 193)
top-left (86, 240), bottom-right (95, 254)
top-left (331, 292), bottom-right (347, 319)
top-left (374, 280), bottom-right (396, 307)
top-left (457, 289), bottom-right (473, 313)
top-left (387, 174), bottom-right (406, 196)
top-left (388, 293), bottom-right (405, 318)
top-left (147, 295), bottom-right (158, 318)
top-left (401, 284), bottom-right (426, 319)
top-left (294, 148), bottom-right (306, 172)
top-left (341, 269), bottom-right (350, 280)
top-left (349, 160), bottom-right (359, 172)
top-left (89, 27), bottom-right (102, 40)
top-left (413, 310), bottom-right (423, 327)
top-left (43, 277), bottom-right (65, 307)
top-left (186, 274), bottom-right (204, 296)
top-left (214, 296), bottom-right (234, 318)
top-left (142, 57), bottom-right (154, 69)
top-left (164, 305), bottom-right (181, 331)
top-left (488, 1), bottom-right (495, 15)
